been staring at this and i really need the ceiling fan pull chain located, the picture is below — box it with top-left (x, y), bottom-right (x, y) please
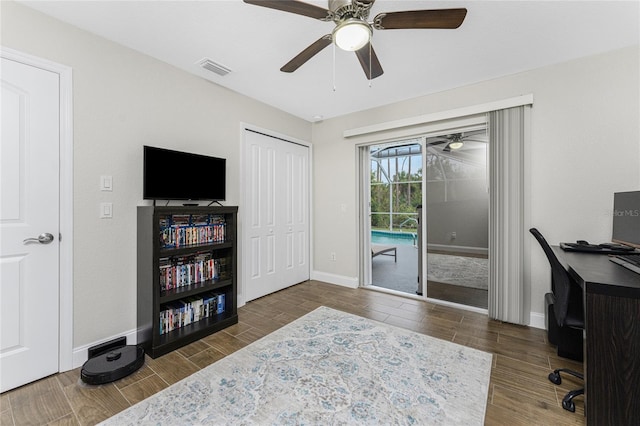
top-left (369, 42), bottom-right (372, 87)
top-left (333, 42), bottom-right (337, 92)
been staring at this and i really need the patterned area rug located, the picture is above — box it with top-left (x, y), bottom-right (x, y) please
top-left (427, 253), bottom-right (489, 290)
top-left (101, 307), bottom-right (492, 425)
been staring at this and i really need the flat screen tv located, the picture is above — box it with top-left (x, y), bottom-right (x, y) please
top-left (143, 145), bottom-right (226, 201)
top-left (612, 190), bottom-right (640, 248)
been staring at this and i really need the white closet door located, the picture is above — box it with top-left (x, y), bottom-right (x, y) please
top-left (243, 130), bottom-right (310, 302)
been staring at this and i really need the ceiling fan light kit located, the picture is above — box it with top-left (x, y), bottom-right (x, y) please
top-left (243, 0), bottom-right (467, 80)
top-left (333, 18), bottom-right (372, 51)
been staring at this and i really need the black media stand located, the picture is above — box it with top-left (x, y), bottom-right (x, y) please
top-left (137, 205), bottom-right (238, 358)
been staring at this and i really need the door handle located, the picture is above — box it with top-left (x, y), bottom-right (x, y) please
top-left (23, 233), bottom-right (55, 245)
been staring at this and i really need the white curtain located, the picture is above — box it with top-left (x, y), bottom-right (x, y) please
top-left (488, 106), bottom-right (527, 324)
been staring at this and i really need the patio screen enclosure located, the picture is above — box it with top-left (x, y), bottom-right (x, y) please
top-left (370, 132), bottom-right (488, 238)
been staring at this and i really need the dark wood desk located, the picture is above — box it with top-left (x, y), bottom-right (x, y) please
top-left (553, 247), bottom-right (640, 425)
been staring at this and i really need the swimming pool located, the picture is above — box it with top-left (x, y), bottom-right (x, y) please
top-left (371, 230), bottom-right (416, 246)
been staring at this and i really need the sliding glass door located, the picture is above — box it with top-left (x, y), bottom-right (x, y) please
top-left (367, 140), bottom-right (422, 295)
top-left (423, 129), bottom-right (489, 309)
top-left (359, 128), bottom-right (489, 310)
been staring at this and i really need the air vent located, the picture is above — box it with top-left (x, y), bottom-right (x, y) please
top-left (197, 58), bottom-right (231, 76)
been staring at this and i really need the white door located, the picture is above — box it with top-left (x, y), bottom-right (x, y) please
top-left (1, 57), bottom-right (60, 392)
top-left (280, 142), bottom-right (310, 287)
top-left (243, 129), bottom-right (310, 302)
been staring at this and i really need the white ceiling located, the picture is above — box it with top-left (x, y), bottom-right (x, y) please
top-left (20, 0), bottom-right (640, 122)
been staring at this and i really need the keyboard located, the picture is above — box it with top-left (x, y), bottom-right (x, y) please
top-left (560, 242), bottom-right (636, 254)
top-left (610, 254), bottom-right (640, 274)
top-left (619, 254), bottom-right (640, 267)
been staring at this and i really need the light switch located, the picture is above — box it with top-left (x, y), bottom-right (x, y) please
top-left (100, 202), bottom-right (113, 219)
top-left (100, 175), bottom-right (113, 191)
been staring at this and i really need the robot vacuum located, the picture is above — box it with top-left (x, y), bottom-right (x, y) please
top-left (81, 337), bottom-right (145, 385)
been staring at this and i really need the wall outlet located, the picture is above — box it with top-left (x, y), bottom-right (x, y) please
top-left (330, 252), bottom-right (337, 261)
top-left (451, 231), bottom-right (457, 239)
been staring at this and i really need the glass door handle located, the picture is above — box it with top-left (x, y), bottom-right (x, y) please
top-left (23, 233), bottom-right (54, 244)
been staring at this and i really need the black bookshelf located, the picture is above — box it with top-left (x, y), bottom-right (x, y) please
top-left (137, 205), bottom-right (238, 358)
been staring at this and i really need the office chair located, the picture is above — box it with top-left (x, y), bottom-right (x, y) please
top-left (529, 228), bottom-right (585, 413)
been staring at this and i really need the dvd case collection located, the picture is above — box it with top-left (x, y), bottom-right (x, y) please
top-left (159, 293), bottom-right (225, 335)
top-left (159, 214), bottom-right (226, 249)
top-left (159, 254), bottom-right (227, 291)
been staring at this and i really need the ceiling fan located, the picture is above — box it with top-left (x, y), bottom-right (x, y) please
top-left (243, 0), bottom-right (467, 80)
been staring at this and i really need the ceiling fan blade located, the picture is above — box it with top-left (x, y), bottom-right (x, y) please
top-left (374, 9), bottom-right (467, 30)
top-left (243, 0), bottom-right (332, 20)
top-left (355, 43), bottom-right (383, 80)
top-left (281, 35), bottom-right (332, 73)
top-left (428, 140), bottom-right (448, 146)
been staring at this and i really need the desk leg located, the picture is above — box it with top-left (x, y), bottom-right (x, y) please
top-left (585, 292), bottom-right (640, 425)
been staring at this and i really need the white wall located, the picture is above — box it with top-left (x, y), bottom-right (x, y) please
top-left (312, 45), bottom-right (640, 319)
top-left (1, 2), bottom-right (312, 352)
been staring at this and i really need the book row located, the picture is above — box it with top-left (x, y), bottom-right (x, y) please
top-left (159, 255), bottom-right (227, 291)
top-left (159, 214), bottom-right (227, 248)
top-left (159, 293), bottom-right (225, 335)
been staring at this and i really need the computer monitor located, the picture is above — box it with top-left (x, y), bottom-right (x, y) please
top-left (612, 190), bottom-right (640, 248)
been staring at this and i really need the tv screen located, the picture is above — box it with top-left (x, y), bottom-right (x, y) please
top-left (143, 145), bottom-right (226, 201)
top-left (612, 190), bottom-right (640, 248)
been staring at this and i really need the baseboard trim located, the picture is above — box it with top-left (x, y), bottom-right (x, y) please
top-left (71, 328), bottom-right (138, 369)
top-left (529, 311), bottom-right (545, 330)
top-left (311, 271), bottom-right (358, 289)
top-left (427, 244), bottom-right (488, 256)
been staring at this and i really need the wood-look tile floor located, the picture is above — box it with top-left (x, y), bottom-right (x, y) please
top-left (0, 280), bottom-right (585, 425)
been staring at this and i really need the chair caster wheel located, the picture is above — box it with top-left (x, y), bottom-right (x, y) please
top-left (562, 399), bottom-right (576, 412)
top-left (548, 371), bottom-right (561, 385)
